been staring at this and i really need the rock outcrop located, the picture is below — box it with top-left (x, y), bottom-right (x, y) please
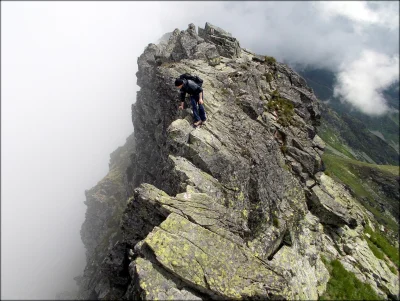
top-left (198, 22), bottom-right (241, 59)
top-left (77, 23), bottom-right (399, 300)
top-left (78, 133), bottom-right (135, 299)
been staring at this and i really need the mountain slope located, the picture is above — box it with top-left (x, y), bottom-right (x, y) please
top-left (298, 68), bottom-right (399, 165)
top-left (319, 103), bottom-right (399, 164)
top-left (323, 153), bottom-right (399, 237)
top-left (76, 23), bottom-right (399, 300)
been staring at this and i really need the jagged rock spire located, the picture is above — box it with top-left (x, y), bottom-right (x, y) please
top-left (198, 22), bottom-right (241, 59)
top-left (138, 22), bottom-right (241, 73)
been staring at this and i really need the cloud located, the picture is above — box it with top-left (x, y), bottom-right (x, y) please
top-left (314, 1), bottom-right (399, 30)
top-left (153, 1), bottom-right (399, 116)
top-left (1, 2), bottom-right (169, 299)
top-left (152, 1), bottom-right (398, 71)
top-left (2, 2), bottom-right (399, 300)
top-left (333, 50), bottom-right (399, 115)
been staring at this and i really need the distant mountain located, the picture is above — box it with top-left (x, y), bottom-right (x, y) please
top-left (297, 68), bottom-right (399, 165)
top-left (318, 103), bottom-right (399, 165)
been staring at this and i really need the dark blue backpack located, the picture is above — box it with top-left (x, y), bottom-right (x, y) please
top-left (179, 73), bottom-right (203, 87)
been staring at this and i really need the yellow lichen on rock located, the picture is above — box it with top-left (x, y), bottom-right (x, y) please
top-left (144, 213), bottom-right (289, 299)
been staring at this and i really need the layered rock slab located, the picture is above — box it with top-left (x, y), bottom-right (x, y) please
top-left (127, 257), bottom-right (201, 300)
top-left (269, 246), bottom-right (329, 300)
top-left (123, 182), bottom-right (248, 245)
top-left (307, 173), bottom-right (359, 228)
top-left (144, 213), bottom-right (290, 300)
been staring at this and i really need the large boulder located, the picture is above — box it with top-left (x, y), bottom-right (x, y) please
top-left (143, 213), bottom-right (291, 299)
top-left (126, 257), bottom-right (202, 300)
top-left (306, 175), bottom-right (358, 228)
top-left (198, 22), bottom-right (241, 59)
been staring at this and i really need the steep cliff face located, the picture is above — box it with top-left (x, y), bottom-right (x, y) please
top-left (77, 23), bottom-right (399, 300)
top-left (77, 133), bottom-right (135, 299)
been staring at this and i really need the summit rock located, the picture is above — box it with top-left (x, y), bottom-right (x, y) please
top-left (77, 23), bottom-right (399, 300)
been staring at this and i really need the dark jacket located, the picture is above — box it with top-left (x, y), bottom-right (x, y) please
top-left (179, 79), bottom-right (203, 102)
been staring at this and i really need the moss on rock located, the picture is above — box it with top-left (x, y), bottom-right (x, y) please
top-left (145, 213), bottom-right (290, 299)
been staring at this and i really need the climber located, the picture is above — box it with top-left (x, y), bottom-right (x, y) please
top-left (175, 74), bottom-right (207, 127)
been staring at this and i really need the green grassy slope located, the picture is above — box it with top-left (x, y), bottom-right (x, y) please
top-left (322, 153), bottom-right (399, 235)
top-left (319, 103), bottom-right (399, 165)
top-left (320, 257), bottom-right (382, 301)
top-left (322, 152), bottom-right (400, 281)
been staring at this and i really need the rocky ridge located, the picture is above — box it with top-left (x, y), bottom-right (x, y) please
top-left (77, 23), bottom-right (399, 300)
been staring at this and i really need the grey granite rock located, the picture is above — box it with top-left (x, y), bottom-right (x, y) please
top-left (198, 22), bottom-right (241, 59)
top-left (77, 22), bottom-right (399, 301)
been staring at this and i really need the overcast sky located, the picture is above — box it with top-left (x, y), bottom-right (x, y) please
top-left (2, 1), bottom-right (399, 299)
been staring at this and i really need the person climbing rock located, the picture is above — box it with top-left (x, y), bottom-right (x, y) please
top-left (175, 74), bottom-right (207, 127)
